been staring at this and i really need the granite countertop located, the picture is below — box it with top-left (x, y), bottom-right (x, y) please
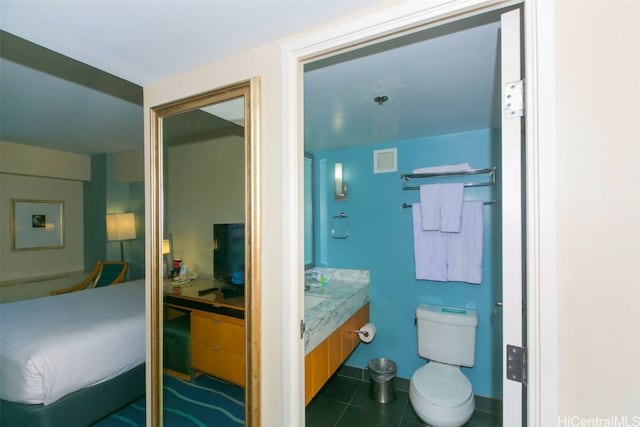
top-left (304, 268), bottom-right (370, 355)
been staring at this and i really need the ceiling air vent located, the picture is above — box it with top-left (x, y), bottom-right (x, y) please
top-left (373, 148), bottom-right (397, 174)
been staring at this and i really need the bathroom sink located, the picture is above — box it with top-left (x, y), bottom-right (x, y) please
top-left (305, 293), bottom-right (329, 309)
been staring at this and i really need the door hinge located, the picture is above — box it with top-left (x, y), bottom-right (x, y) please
top-left (300, 319), bottom-right (305, 339)
top-left (504, 80), bottom-right (525, 118)
top-left (506, 344), bottom-right (527, 385)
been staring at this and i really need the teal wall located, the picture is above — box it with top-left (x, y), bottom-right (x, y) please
top-left (125, 180), bottom-right (145, 280)
top-left (83, 154), bottom-right (145, 281)
top-left (106, 155), bottom-right (145, 280)
top-left (83, 155), bottom-right (108, 269)
top-left (310, 128), bottom-right (503, 399)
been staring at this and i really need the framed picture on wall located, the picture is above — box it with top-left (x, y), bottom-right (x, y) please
top-left (11, 199), bottom-right (64, 250)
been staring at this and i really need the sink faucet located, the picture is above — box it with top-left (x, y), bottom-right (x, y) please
top-left (304, 271), bottom-right (314, 290)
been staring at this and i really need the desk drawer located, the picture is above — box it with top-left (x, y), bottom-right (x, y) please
top-left (191, 312), bottom-right (245, 355)
top-left (192, 341), bottom-right (245, 386)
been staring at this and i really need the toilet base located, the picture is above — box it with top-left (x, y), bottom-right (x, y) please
top-left (409, 381), bottom-right (474, 427)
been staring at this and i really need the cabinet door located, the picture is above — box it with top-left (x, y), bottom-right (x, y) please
top-left (305, 339), bottom-right (329, 400)
top-left (305, 350), bottom-right (314, 405)
top-left (327, 327), bottom-right (342, 377)
top-left (341, 306), bottom-right (364, 360)
top-left (340, 312), bottom-right (356, 361)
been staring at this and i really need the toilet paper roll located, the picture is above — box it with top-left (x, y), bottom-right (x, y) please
top-left (357, 323), bottom-right (376, 343)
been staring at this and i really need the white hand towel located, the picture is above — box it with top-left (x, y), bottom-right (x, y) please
top-left (413, 203), bottom-right (447, 281)
top-left (439, 183), bottom-right (464, 232)
top-left (447, 201), bottom-right (483, 284)
top-left (412, 163), bottom-right (471, 174)
top-left (419, 184), bottom-right (441, 230)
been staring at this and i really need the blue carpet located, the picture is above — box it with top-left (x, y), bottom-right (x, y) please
top-left (93, 375), bottom-right (245, 426)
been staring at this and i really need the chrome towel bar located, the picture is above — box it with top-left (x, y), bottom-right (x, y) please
top-left (400, 166), bottom-right (496, 190)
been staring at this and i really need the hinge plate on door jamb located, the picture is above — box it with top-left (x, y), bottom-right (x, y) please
top-left (504, 80), bottom-right (524, 118)
top-left (506, 344), bottom-right (527, 385)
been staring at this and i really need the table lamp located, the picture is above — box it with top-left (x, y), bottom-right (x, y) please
top-left (106, 213), bottom-right (136, 262)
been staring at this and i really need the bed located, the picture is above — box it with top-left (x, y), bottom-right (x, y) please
top-left (0, 279), bottom-right (146, 427)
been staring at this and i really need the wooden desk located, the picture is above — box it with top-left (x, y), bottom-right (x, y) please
top-left (163, 278), bottom-right (245, 313)
top-left (163, 278), bottom-right (246, 386)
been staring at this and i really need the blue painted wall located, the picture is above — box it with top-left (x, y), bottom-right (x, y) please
top-left (310, 128), bottom-right (503, 399)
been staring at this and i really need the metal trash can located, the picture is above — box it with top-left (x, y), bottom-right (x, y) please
top-left (368, 358), bottom-right (397, 403)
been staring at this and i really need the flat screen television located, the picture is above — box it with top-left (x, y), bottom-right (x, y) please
top-left (213, 223), bottom-right (245, 286)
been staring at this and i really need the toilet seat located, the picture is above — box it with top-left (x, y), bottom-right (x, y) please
top-left (409, 363), bottom-right (475, 427)
top-left (411, 362), bottom-right (472, 407)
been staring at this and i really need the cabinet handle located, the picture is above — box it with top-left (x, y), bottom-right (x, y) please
top-left (211, 319), bottom-right (220, 325)
top-left (211, 346), bottom-right (222, 351)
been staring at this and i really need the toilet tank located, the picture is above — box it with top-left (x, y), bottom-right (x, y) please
top-left (416, 304), bottom-right (478, 367)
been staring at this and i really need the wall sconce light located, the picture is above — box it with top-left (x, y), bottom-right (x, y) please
top-left (334, 162), bottom-right (347, 200)
top-left (106, 212), bottom-right (136, 262)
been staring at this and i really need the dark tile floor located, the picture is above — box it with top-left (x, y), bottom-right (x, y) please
top-left (305, 374), bottom-right (502, 427)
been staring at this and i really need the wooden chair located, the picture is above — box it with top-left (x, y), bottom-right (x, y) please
top-left (51, 261), bottom-right (128, 295)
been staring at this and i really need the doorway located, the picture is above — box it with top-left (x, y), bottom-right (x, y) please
top-left (284, 2), bottom-right (530, 426)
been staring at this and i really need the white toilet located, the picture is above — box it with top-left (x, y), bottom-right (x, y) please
top-left (409, 304), bottom-right (478, 427)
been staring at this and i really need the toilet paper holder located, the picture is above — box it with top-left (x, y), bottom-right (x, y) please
top-left (353, 323), bottom-right (376, 343)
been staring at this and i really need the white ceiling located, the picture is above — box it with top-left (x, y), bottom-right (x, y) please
top-left (0, 1), bottom-right (503, 156)
top-left (0, 0), bottom-right (388, 86)
top-left (304, 16), bottom-right (502, 151)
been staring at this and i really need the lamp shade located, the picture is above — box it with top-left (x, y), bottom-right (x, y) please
top-left (106, 213), bottom-right (136, 241)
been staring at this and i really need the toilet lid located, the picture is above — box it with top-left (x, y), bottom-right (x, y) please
top-left (412, 363), bottom-right (472, 407)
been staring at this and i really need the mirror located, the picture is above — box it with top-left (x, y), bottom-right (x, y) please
top-left (149, 80), bottom-right (260, 426)
top-left (304, 153), bottom-right (314, 268)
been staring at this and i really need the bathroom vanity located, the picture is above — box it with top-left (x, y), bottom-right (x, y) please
top-left (303, 269), bottom-right (370, 404)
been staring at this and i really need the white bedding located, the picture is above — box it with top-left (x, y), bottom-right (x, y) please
top-left (0, 279), bottom-right (145, 405)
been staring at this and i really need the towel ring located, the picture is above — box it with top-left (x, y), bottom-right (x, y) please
top-left (331, 212), bottom-right (349, 239)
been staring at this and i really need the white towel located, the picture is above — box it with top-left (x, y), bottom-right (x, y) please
top-left (419, 183), bottom-right (464, 232)
top-left (439, 183), bottom-right (464, 232)
top-left (419, 184), bottom-right (441, 230)
top-left (412, 163), bottom-right (471, 174)
top-left (413, 203), bottom-right (447, 281)
top-left (447, 201), bottom-right (483, 284)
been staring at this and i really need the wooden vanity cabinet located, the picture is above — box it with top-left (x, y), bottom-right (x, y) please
top-left (191, 310), bottom-right (245, 387)
top-left (305, 303), bottom-right (369, 404)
